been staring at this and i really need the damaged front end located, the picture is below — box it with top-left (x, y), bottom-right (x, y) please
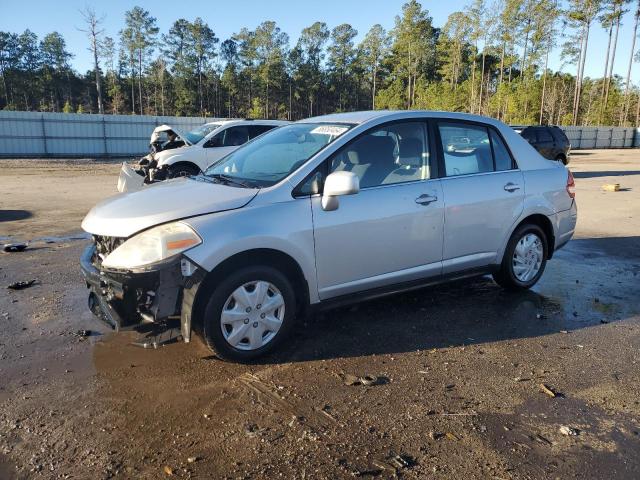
top-left (80, 235), bottom-right (204, 343)
top-left (117, 159), bottom-right (171, 193)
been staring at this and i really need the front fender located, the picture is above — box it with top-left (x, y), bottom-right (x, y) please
top-left (158, 152), bottom-right (208, 172)
top-left (181, 197), bottom-right (320, 304)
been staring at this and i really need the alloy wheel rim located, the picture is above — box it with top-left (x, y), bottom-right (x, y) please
top-left (220, 280), bottom-right (285, 351)
top-left (512, 233), bottom-right (544, 282)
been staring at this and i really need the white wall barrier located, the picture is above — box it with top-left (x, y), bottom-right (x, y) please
top-left (0, 111), bottom-right (638, 158)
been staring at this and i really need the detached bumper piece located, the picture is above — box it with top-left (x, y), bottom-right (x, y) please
top-left (80, 245), bottom-right (204, 343)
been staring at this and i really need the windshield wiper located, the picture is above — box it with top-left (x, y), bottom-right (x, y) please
top-left (209, 173), bottom-right (255, 188)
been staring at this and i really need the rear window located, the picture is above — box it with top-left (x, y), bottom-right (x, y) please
top-left (536, 128), bottom-right (554, 143)
top-left (551, 127), bottom-right (568, 143)
top-left (521, 128), bottom-right (535, 142)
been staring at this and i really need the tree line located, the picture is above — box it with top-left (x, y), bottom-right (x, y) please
top-left (0, 0), bottom-right (639, 126)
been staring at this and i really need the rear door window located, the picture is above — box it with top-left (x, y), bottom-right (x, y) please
top-left (490, 130), bottom-right (514, 171)
top-left (438, 122), bottom-right (493, 176)
top-left (437, 121), bottom-right (515, 176)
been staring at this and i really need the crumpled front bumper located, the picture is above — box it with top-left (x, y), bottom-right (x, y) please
top-left (80, 244), bottom-right (204, 342)
top-left (117, 162), bottom-right (145, 193)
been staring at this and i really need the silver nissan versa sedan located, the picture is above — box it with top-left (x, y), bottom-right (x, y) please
top-left (80, 110), bottom-right (577, 361)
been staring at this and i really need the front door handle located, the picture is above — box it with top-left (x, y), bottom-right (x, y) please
top-left (504, 182), bottom-right (521, 192)
top-left (415, 194), bottom-right (438, 205)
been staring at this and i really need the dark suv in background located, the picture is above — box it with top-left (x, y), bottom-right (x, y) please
top-left (512, 125), bottom-right (571, 165)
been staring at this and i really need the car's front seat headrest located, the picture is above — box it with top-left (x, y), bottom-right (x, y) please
top-left (347, 135), bottom-right (396, 165)
top-left (398, 138), bottom-right (423, 167)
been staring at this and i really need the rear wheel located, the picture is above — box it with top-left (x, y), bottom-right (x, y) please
top-left (493, 224), bottom-right (548, 290)
top-left (555, 154), bottom-right (567, 165)
top-left (167, 163), bottom-right (200, 179)
top-left (201, 266), bottom-right (296, 362)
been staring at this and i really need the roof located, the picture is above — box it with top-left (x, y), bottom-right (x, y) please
top-left (298, 110), bottom-right (393, 125)
top-left (297, 110), bottom-right (510, 126)
top-left (203, 119), bottom-right (290, 127)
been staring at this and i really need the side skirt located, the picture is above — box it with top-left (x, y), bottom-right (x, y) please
top-left (309, 267), bottom-right (491, 314)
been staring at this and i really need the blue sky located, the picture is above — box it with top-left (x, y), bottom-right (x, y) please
top-left (1, 0), bottom-right (639, 84)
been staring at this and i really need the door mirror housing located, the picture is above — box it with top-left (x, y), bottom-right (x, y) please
top-left (321, 171), bottom-right (359, 211)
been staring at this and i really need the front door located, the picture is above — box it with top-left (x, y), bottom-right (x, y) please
top-left (435, 120), bottom-right (524, 273)
top-left (311, 121), bottom-right (444, 299)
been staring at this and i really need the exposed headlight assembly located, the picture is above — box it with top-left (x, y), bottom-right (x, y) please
top-left (102, 222), bottom-right (201, 270)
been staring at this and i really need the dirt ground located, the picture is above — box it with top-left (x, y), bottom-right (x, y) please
top-left (0, 150), bottom-right (639, 479)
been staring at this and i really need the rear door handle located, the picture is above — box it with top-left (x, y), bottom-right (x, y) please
top-left (415, 194), bottom-right (438, 205)
top-left (504, 183), bottom-right (520, 192)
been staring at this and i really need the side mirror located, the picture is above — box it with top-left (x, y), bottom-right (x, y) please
top-left (321, 171), bottom-right (360, 211)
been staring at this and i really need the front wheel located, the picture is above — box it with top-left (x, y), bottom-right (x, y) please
top-left (493, 224), bottom-right (548, 290)
top-left (201, 266), bottom-right (296, 362)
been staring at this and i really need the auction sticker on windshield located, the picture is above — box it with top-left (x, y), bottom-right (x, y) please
top-left (310, 125), bottom-right (349, 137)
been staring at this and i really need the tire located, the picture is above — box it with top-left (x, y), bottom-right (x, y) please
top-left (201, 266), bottom-right (296, 362)
top-left (493, 224), bottom-right (548, 290)
top-left (167, 163), bottom-right (200, 179)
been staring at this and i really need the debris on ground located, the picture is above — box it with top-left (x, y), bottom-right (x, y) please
top-left (7, 280), bottom-right (37, 290)
top-left (163, 465), bottom-right (174, 475)
top-left (559, 425), bottom-right (580, 436)
top-left (387, 453), bottom-right (416, 469)
top-left (602, 183), bottom-right (621, 192)
top-left (187, 456), bottom-right (198, 463)
top-left (71, 329), bottom-right (92, 338)
top-left (3, 242), bottom-right (28, 252)
top-left (539, 383), bottom-right (559, 398)
top-left (342, 374), bottom-right (388, 386)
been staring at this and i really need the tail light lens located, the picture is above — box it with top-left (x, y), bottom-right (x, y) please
top-left (566, 171), bottom-right (575, 199)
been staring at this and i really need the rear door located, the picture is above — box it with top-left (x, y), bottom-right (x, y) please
top-left (435, 120), bottom-right (524, 273)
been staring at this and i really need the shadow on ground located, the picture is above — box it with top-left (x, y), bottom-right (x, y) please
top-left (223, 236), bottom-right (639, 364)
top-left (0, 210), bottom-right (32, 222)
top-left (573, 170), bottom-right (640, 179)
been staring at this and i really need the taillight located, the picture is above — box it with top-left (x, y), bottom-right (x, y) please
top-left (566, 170), bottom-right (575, 199)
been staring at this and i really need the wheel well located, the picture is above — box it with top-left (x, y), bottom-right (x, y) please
top-left (167, 161), bottom-right (200, 174)
top-left (190, 249), bottom-right (310, 331)
top-left (516, 214), bottom-right (555, 259)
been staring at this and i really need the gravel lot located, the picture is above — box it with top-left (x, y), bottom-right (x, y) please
top-left (0, 150), bottom-right (639, 479)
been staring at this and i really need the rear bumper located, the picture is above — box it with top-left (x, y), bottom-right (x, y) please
top-left (80, 245), bottom-right (202, 338)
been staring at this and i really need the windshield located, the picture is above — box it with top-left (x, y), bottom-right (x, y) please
top-left (204, 123), bottom-right (352, 187)
top-left (184, 123), bottom-right (222, 144)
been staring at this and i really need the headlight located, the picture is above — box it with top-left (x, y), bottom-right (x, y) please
top-left (102, 222), bottom-right (201, 270)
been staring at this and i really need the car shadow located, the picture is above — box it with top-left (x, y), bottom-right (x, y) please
top-left (0, 209), bottom-right (32, 222)
top-left (256, 236), bottom-right (640, 364)
top-left (573, 170), bottom-right (640, 179)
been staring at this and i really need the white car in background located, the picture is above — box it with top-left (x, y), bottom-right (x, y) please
top-left (117, 119), bottom-right (289, 192)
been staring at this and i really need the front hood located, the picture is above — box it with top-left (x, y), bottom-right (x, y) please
top-left (151, 124), bottom-right (193, 146)
top-left (82, 177), bottom-right (258, 237)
